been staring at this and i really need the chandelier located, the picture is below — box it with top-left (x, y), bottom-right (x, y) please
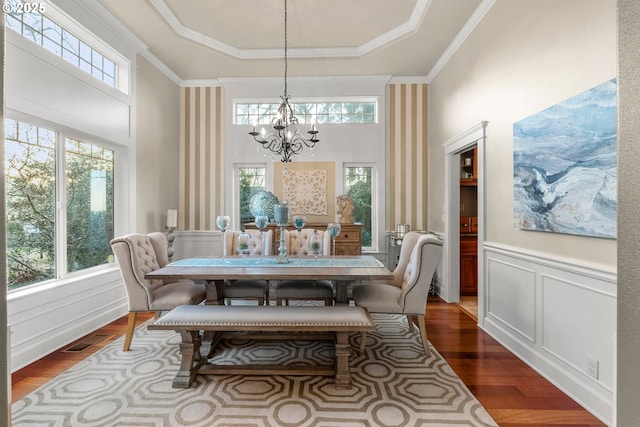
top-left (249, 0), bottom-right (319, 163)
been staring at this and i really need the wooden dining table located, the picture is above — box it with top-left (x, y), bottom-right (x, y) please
top-left (145, 255), bottom-right (394, 305)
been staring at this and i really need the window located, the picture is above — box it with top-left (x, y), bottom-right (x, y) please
top-left (4, 0), bottom-right (124, 91)
top-left (237, 166), bottom-right (266, 227)
top-left (345, 165), bottom-right (376, 251)
top-left (5, 118), bottom-right (115, 290)
top-left (64, 137), bottom-right (114, 273)
top-left (235, 101), bottom-right (377, 125)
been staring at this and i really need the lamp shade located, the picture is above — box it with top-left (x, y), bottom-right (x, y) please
top-left (167, 209), bottom-right (177, 228)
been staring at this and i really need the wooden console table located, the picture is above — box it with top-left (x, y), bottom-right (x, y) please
top-left (245, 222), bottom-right (363, 255)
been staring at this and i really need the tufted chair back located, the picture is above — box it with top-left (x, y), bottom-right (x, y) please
top-left (389, 231), bottom-right (421, 287)
top-left (223, 229), bottom-right (273, 257)
top-left (284, 229), bottom-right (331, 256)
top-left (110, 232), bottom-right (206, 351)
top-left (398, 234), bottom-right (443, 315)
top-left (111, 232), bottom-right (168, 310)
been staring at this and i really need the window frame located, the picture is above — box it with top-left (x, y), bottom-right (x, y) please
top-left (5, 114), bottom-right (121, 292)
top-left (4, 0), bottom-right (130, 94)
top-left (234, 164), bottom-right (267, 229)
top-left (344, 163), bottom-right (378, 252)
top-left (234, 98), bottom-right (378, 125)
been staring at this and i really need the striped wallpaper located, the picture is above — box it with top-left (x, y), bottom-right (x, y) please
top-left (179, 86), bottom-right (225, 230)
top-left (178, 83), bottom-right (428, 234)
top-left (388, 83), bottom-right (429, 231)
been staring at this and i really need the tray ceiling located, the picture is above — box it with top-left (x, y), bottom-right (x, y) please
top-left (96, 0), bottom-right (486, 81)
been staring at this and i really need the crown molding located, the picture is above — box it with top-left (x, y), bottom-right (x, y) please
top-left (426, 0), bottom-right (496, 83)
top-left (79, 0), bottom-right (183, 85)
top-left (150, 0), bottom-right (432, 59)
top-left (216, 75), bottom-right (393, 88)
top-left (388, 76), bottom-right (430, 84)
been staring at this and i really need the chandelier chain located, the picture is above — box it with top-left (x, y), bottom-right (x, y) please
top-left (248, 0), bottom-right (319, 162)
top-left (284, 0), bottom-right (288, 97)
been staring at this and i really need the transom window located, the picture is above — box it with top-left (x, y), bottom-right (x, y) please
top-left (235, 101), bottom-right (377, 125)
top-left (5, 118), bottom-right (115, 290)
top-left (4, 0), bottom-right (122, 90)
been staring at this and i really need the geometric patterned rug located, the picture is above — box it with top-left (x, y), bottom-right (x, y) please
top-left (12, 314), bottom-right (497, 427)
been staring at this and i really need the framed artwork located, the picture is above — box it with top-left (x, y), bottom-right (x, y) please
top-left (274, 162), bottom-right (335, 222)
top-left (513, 78), bottom-right (617, 239)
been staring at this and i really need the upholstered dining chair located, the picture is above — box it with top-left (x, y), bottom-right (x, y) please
top-left (272, 229), bottom-right (334, 306)
top-left (110, 232), bottom-right (206, 351)
top-left (222, 229), bottom-right (273, 305)
top-left (352, 232), bottom-right (443, 355)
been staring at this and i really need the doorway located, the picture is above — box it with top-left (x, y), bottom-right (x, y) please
top-left (442, 122), bottom-right (487, 325)
top-left (459, 146), bottom-right (479, 320)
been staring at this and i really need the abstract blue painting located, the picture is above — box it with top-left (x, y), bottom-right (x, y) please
top-left (513, 78), bottom-right (617, 239)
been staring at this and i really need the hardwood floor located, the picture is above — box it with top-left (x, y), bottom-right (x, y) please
top-left (12, 300), bottom-right (606, 426)
top-left (426, 296), bottom-right (606, 427)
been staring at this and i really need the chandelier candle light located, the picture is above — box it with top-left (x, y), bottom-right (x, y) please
top-left (248, 0), bottom-right (319, 163)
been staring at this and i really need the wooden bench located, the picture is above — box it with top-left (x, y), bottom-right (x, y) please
top-left (148, 305), bottom-right (375, 389)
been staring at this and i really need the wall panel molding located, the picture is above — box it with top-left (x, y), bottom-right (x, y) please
top-left (482, 241), bottom-right (616, 425)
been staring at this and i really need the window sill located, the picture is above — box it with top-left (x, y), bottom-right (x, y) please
top-left (8, 263), bottom-right (120, 302)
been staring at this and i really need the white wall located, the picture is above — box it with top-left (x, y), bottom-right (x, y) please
top-left (221, 76), bottom-right (389, 252)
top-left (427, 0), bottom-right (617, 423)
top-left (136, 56), bottom-right (181, 233)
top-left (5, 0), bottom-right (138, 370)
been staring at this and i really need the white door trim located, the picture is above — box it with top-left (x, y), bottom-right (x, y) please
top-left (441, 122), bottom-right (487, 322)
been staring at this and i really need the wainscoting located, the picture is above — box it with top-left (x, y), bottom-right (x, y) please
top-left (480, 242), bottom-right (616, 425)
top-left (172, 230), bottom-right (222, 260)
top-left (8, 268), bottom-right (128, 372)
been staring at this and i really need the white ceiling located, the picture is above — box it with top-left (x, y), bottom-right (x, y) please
top-left (95, 0), bottom-right (487, 82)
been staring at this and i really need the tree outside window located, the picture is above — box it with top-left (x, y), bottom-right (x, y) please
top-left (5, 120), bottom-right (56, 287)
top-left (345, 166), bottom-right (374, 248)
top-left (5, 119), bottom-right (114, 290)
top-left (238, 166), bottom-right (266, 227)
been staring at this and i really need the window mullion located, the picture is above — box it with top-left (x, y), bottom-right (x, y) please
top-left (55, 131), bottom-right (68, 278)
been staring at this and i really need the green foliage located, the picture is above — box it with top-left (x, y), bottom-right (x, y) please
top-left (65, 153), bottom-right (114, 273)
top-left (6, 128), bottom-right (114, 289)
top-left (5, 139), bottom-right (56, 288)
top-left (239, 168), bottom-right (266, 227)
top-left (347, 180), bottom-right (372, 247)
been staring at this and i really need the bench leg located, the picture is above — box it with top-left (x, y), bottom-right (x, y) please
top-left (334, 331), bottom-right (352, 389)
top-left (359, 331), bottom-right (367, 354)
top-left (172, 330), bottom-right (202, 388)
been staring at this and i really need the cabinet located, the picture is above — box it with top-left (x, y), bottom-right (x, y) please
top-left (460, 147), bottom-right (477, 186)
top-left (245, 222), bottom-right (363, 256)
top-left (459, 216), bottom-right (478, 234)
top-left (460, 234), bottom-right (477, 295)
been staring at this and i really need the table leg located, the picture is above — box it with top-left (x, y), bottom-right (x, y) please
top-left (205, 279), bottom-right (225, 305)
top-left (335, 280), bottom-right (350, 305)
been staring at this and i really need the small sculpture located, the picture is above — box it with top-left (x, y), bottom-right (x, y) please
top-left (336, 194), bottom-right (355, 223)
